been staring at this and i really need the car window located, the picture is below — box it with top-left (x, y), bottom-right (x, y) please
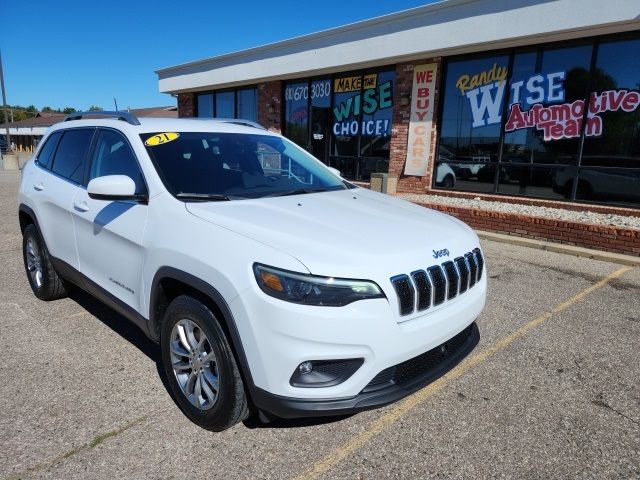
top-left (51, 129), bottom-right (95, 184)
top-left (140, 131), bottom-right (346, 199)
top-left (89, 129), bottom-right (146, 194)
top-left (36, 131), bottom-right (62, 169)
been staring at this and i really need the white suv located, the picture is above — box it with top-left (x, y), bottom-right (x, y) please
top-left (18, 112), bottom-right (486, 431)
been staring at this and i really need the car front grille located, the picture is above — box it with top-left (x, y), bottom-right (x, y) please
top-left (390, 248), bottom-right (484, 317)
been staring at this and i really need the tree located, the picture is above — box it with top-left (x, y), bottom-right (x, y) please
top-left (62, 107), bottom-right (77, 114)
top-left (41, 106), bottom-right (54, 113)
top-left (88, 106), bottom-right (103, 111)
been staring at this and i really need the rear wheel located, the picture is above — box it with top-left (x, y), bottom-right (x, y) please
top-left (160, 295), bottom-right (250, 431)
top-left (22, 224), bottom-right (68, 300)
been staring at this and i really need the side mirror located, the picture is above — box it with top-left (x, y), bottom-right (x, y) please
top-left (327, 166), bottom-right (342, 178)
top-left (87, 175), bottom-right (146, 202)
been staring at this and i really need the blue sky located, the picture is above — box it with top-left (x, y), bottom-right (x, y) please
top-left (2, 0), bottom-right (436, 111)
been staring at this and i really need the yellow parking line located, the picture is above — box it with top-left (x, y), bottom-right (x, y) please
top-left (294, 265), bottom-right (632, 480)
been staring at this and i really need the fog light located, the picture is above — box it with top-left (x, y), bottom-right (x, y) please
top-left (290, 358), bottom-right (364, 388)
top-left (298, 361), bottom-right (313, 375)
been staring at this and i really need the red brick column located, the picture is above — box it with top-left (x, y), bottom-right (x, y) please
top-left (389, 58), bottom-right (443, 194)
top-left (177, 93), bottom-right (196, 118)
top-left (258, 81), bottom-right (283, 133)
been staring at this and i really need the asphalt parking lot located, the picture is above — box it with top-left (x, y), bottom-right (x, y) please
top-left (1, 170), bottom-right (639, 479)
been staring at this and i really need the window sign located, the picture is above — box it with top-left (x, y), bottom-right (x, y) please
top-left (404, 63), bottom-right (438, 176)
top-left (332, 72), bottom-right (393, 137)
top-left (456, 59), bottom-right (640, 142)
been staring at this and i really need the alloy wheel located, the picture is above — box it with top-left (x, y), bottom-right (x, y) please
top-left (169, 319), bottom-right (220, 410)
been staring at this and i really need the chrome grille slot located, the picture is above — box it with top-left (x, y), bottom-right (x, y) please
top-left (411, 270), bottom-right (431, 312)
top-left (465, 252), bottom-right (478, 288)
top-left (390, 247), bottom-right (484, 319)
top-left (442, 261), bottom-right (459, 300)
top-left (391, 274), bottom-right (415, 316)
top-left (427, 266), bottom-right (446, 306)
top-left (454, 256), bottom-right (469, 293)
top-left (473, 248), bottom-right (484, 281)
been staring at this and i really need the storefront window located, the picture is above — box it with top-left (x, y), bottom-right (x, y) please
top-left (216, 91), bottom-right (235, 118)
top-left (329, 70), bottom-right (395, 179)
top-left (237, 88), bottom-right (257, 121)
top-left (579, 38), bottom-right (640, 205)
top-left (197, 94), bottom-right (214, 118)
top-left (434, 33), bottom-right (640, 207)
top-left (437, 54), bottom-right (508, 191)
top-left (284, 81), bottom-right (309, 148)
top-left (499, 44), bottom-right (592, 198)
top-left (283, 69), bottom-right (395, 181)
top-left (196, 88), bottom-right (256, 121)
top-left (331, 73), bottom-right (361, 158)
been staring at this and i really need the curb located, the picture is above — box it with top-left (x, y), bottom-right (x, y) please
top-left (476, 230), bottom-right (640, 267)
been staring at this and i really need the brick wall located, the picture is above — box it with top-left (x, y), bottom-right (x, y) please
top-left (258, 81), bottom-right (282, 133)
top-left (416, 188), bottom-right (640, 218)
top-left (177, 93), bottom-right (195, 117)
top-left (414, 201), bottom-right (640, 257)
top-left (389, 58), bottom-right (442, 193)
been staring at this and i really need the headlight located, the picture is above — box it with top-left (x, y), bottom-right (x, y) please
top-left (253, 263), bottom-right (385, 306)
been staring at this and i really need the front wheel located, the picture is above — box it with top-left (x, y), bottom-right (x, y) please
top-left (160, 295), bottom-right (250, 431)
top-left (22, 224), bottom-right (68, 301)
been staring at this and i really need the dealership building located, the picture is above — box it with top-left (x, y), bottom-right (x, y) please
top-left (157, 0), bottom-right (640, 254)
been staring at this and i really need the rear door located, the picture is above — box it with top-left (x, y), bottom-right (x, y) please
top-left (32, 128), bottom-right (95, 271)
top-left (72, 128), bottom-right (149, 312)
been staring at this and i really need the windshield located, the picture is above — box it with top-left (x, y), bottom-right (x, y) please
top-left (140, 131), bottom-right (348, 199)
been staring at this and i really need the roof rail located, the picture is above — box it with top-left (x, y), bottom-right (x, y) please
top-left (64, 111), bottom-right (141, 126)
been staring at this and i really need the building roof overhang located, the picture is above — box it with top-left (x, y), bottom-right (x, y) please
top-left (156, 0), bottom-right (640, 94)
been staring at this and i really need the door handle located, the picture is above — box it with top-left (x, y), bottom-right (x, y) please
top-left (73, 201), bottom-right (90, 212)
top-left (33, 183), bottom-right (44, 191)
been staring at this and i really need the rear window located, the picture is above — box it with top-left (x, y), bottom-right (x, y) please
top-left (51, 129), bottom-right (95, 184)
top-left (36, 131), bottom-right (62, 169)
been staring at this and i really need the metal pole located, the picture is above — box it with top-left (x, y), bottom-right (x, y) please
top-left (0, 50), bottom-right (12, 151)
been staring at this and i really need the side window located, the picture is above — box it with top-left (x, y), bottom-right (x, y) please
top-left (89, 130), bottom-right (146, 194)
top-left (51, 129), bottom-right (95, 184)
top-left (36, 131), bottom-right (62, 169)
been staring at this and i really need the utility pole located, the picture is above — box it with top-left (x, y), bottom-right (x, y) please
top-left (0, 49), bottom-right (11, 151)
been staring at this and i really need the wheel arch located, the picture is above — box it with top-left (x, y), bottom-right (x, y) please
top-left (18, 203), bottom-right (39, 234)
top-left (149, 267), bottom-right (256, 394)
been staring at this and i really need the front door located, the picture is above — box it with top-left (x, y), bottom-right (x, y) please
top-left (72, 129), bottom-right (148, 313)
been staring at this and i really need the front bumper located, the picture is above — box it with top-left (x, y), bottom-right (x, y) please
top-left (252, 322), bottom-right (479, 418)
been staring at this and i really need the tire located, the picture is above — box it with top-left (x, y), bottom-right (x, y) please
top-left (441, 174), bottom-right (454, 189)
top-left (22, 224), bottom-right (68, 301)
top-left (160, 295), bottom-right (250, 431)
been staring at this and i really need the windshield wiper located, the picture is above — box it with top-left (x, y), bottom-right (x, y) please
top-left (265, 188), bottom-right (329, 198)
top-left (176, 192), bottom-right (231, 201)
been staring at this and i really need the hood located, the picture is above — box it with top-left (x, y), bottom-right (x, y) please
top-left (186, 188), bottom-right (478, 278)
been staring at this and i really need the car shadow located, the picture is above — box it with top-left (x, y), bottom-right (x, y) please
top-left (67, 288), bottom-right (357, 430)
